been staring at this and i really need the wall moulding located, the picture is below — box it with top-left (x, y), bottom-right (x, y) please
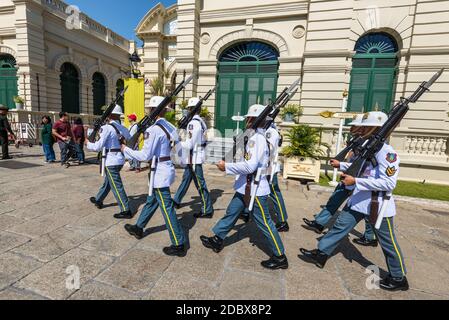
top-left (209, 29), bottom-right (289, 59)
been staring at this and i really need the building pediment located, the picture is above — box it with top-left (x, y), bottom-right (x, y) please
top-left (135, 3), bottom-right (177, 38)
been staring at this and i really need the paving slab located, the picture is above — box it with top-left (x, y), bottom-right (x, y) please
top-left (12, 226), bottom-right (97, 263)
top-left (69, 281), bottom-right (141, 300)
top-left (148, 272), bottom-right (217, 300)
top-left (15, 248), bottom-right (114, 300)
top-left (0, 252), bottom-right (43, 291)
top-left (0, 147), bottom-right (448, 300)
top-left (96, 248), bottom-right (173, 294)
top-left (0, 231), bottom-right (30, 254)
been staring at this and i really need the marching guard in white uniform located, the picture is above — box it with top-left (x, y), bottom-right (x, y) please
top-left (300, 112), bottom-right (409, 291)
top-left (86, 105), bottom-right (132, 219)
top-left (121, 96), bottom-right (187, 257)
top-left (265, 123), bottom-right (289, 232)
top-left (173, 97), bottom-right (214, 218)
top-left (201, 104), bottom-right (288, 270)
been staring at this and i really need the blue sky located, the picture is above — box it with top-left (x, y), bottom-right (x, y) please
top-left (69, 0), bottom-right (176, 42)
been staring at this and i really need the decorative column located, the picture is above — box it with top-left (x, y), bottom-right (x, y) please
top-left (175, 0), bottom-right (201, 97)
top-left (13, 0), bottom-right (48, 111)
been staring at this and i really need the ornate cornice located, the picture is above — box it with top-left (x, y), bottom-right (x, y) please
top-left (200, 1), bottom-right (308, 23)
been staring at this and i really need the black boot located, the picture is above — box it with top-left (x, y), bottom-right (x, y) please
top-left (380, 276), bottom-right (409, 292)
top-left (114, 210), bottom-right (133, 219)
top-left (302, 218), bottom-right (325, 234)
top-left (239, 213), bottom-right (250, 223)
top-left (299, 248), bottom-right (329, 269)
top-left (261, 255), bottom-right (289, 270)
top-left (200, 235), bottom-right (224, 253)
top-left (124, 224), bottom-right (143, 240)
top-left (89, 197), bottom-right (103, 209)
top-left (353, 236), bottom-right (378, 247)
top-left (194, 211), bottom-right (214, 219)
top-left (276, 222), bottom-right (290, 233)
top-left (163, 244), bottom-right (187, 257)
top-left (173, 201), bottom-right (181, 209)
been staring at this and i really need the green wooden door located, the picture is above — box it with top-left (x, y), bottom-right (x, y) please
top-left (216, 67), bottom-right (278, 137)
top-left (215, 42), bottom-right (279, 136)
top-left (0, 55), bottom-right (18, 110)
top-left (348, 33), bottom-right (399, 114)
top-left (60, 63), bottom-right (80, 114)
top-left (93, 72), bottom-right (106, 115)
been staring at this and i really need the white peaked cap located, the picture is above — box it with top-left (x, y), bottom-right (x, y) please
top-left (149, 96), bottom-right (165, 108)
top-left (245, 104), bottom-right (266, 118)
top-left (111, 104), bottom-right (123, 115)
top-left (348, 114), bottom-right (364, 126)
top-left (361, 111), bottom-right (388, 127)
top-left (188, 97), bottom-right (201, 107)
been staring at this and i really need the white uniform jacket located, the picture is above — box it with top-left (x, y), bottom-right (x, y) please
top-left (226, 129), bottom-right (270, 197)
top-left (87, 120), bottom-right (130, 167)
top-left (266, 125), bottom-right (281, 174)
top-left (123, 118), bottom-right (175, 188)
top-left (343, 144), bottom-right (400, 217)
top-left (180, 115), bottom-right (207, 165)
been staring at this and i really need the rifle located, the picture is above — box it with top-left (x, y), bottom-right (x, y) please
top-left (265, 87), bottom-right (299, 184)
top-left (178, 86), bottom-right (216, 130)
top-left (127, 74), bottom-right (195, 148)
top-left (264, 87), bottom-right (299, 130)
top-left (345, 69), bottom-right (443, 178)
top-left (225, 78), bottom-right (301, 162)
top-left (334, 135), bottom-right (365, 162)
top-left (88, 86), bottom-right (128, 143)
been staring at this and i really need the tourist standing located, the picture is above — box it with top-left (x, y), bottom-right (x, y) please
top-left (41, 116), bottom-right (56, 163)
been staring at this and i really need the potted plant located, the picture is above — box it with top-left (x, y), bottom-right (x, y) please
top-left (200, 106), bottom-right (212, 123)
top-left (282, 124), bottom-right (329, 183)
top-left (179, 100), bottom-right (189, 117)
top-left (280, 104), bottom-right (302, 123)
top-left (13, 96), bottom-right (25, 110)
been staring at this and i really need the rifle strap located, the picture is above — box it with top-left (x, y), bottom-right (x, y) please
top-left (155, 123), bottom-right (171, 143)
top-left (244, 175), bottom-right (253, 208)
top-left (369, 191), bottom-right (380, 224)
top-left (108, 123), bottom-right (124, 155)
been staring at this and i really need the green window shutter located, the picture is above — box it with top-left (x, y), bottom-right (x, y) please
top-left (348, 71), bottom-right (370, 113)
top-left (0, 54), bottom-right (18, 109)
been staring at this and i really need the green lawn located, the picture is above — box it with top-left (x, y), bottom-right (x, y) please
top-left (318, 174), bottom-right (449, 202)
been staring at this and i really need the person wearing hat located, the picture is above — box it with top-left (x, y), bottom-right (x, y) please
top-left (201, 104), bottom-right (288, 270)
top-left (127, 113), bottom-right (141, 173)
top-left (0, 104), bottom-right (15, 160)
top-left (302, 114), bottom-right (378, 247)
top-left (121, 96), bottom-right (187, 257)
top-left (85, 105), bottom-right (132, 219)
top-left (173, 97), bottom-right (214, 218)
top-left (265, 122), bottom-right (289, 232)
top-left (300, 111), bottom-right (409, 292)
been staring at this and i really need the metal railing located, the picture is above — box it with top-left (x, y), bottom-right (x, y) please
top-left (6, 110), bottom-right (99, 146)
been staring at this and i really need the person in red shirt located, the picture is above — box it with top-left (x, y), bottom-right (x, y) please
top-left (52, 112), bottom-right (74, 166)
top-left (72, 117), bottom-right (85, 164)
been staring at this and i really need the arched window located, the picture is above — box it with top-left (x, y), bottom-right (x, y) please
top-left (92, 72), bottom-right (106, 115)
top-left (215, 41), bottom-right (279, 136)
top-left (348, 33), bottom-right (399, 114)
top-left (60, 62), bottom-right (80, 114)
top-left (0, 54), bottom-right (18, 109)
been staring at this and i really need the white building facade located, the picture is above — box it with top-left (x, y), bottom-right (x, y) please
top-left (137, 0), bottom-right (449, 185)
top-left (0, 0), bottom-right (131, 115)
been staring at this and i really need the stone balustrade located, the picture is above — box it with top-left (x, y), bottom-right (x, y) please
top-left (279, 122), bottom-right (449, 185)
top-left (43, 0), bottom-right (129, 51)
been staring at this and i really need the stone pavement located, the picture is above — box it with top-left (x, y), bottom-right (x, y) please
top-left (0, 146), bottom-right (449, 300)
